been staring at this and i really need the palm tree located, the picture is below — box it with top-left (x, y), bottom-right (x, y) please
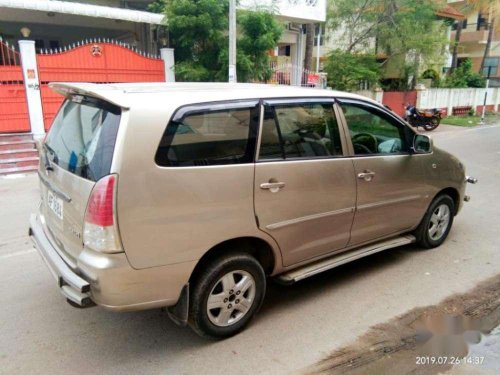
top-left (450, 18), bottom-right (464, 72)
top-left (304, 24), bottom-right (315, 70)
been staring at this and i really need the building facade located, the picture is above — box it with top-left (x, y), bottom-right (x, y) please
top-left (448, 0), bottom-right (500, 86)
top-left (310, 1), bottom-right (464, 88)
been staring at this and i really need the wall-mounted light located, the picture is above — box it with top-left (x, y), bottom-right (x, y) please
top-left (20, 27), bottom-right (31, 38)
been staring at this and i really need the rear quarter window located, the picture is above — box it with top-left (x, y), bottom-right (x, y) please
top-left (155, 104), bottom-right (259, 167)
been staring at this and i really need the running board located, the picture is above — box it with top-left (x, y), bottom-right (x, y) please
top-left (277, 234), bottom-right (416, 284)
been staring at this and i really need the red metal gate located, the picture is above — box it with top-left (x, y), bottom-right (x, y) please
top-left (38, 40), bottom-right (165, 130)
top-left (1, 39), bottom-right (165, 134)
top-left (382, 91), bottom-right (417, 117)
top-left (0, 40), bottom-right (30, 133)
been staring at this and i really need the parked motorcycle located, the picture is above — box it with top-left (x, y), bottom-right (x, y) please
top-left (404, 104), bottom-right (443, 131)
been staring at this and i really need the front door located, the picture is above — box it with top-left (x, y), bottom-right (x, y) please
top-left (338, 100), bottom-right (428, 246)
top-left (254, 99), bottom-right (357, 266)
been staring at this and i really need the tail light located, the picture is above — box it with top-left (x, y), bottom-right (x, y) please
top-left (83, 174), bottom-right (123, 253)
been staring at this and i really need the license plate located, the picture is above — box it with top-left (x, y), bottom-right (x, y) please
top-left (47, 190), bottom-right (63, 220)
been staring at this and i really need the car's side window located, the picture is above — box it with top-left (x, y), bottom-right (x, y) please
top-left (259, 102), bottom-right (343, 160)
top-left (340, 102), bottom-right (409, 155)
top-left (155, 105), bottom-right (258, 167)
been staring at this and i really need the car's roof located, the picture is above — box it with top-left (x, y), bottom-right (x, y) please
top-left (49, 82), bottom-right (377, 109)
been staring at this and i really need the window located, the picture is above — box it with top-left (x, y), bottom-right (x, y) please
top-left (155, 106), bottom-right (258, 167)
top-left (477, 13), bottom-right (488, 31)
top-left (482, 57), bottom-right (499, 76)
top-left (314, 24), bottom-right (325, 46)
top-left (452, 19), bottom-right (467, 30)
top-left (278, 45), bottom-right (291, 57)
top-left (259, 102), bottom-right (343, 160)
top-left (340, 102), bottom-right (408, 155)
top-left (45, 96), bottom-right (121, 181)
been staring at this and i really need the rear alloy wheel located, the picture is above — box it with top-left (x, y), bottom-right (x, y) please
top-left (414, 194), bottom-right (455, 249)
top-left (189, 252), bottom-right (266, 339)
top-left (206, 270), bottom-right (256, 327)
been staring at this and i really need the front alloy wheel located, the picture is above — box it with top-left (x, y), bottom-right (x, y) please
top-left (428, 204), bottom-right (451, 241)
top-left (414, 194), bottom-right (455, 249)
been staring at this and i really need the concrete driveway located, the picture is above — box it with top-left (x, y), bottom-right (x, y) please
top-left (0, 124), bottom-right (498, 375)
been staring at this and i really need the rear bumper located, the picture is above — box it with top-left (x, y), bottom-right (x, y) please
top-left (29, 214), bottom-right (93, 307)
top-left (29, 213), bottom-right (197, 311)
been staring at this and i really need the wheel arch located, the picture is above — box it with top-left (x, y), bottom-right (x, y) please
top-left (434, 187), bottom-right (460, 215)
top-left (188, 236), bottom-right (279, 284)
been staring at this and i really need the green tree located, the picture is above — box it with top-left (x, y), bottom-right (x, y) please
top-left (161, 0), bottom-right (282, 82)
top-left (323, 49), bottom-right (381, 91)
top-left (444, 58), bottom-right (485, 88)
top-left (147, 0), bottom-right (166, 13)
top-left (235, 10), bottom-right (283, 82)
top-left (164, 0), bottom-right (228, 81)
top-left (326, 0), bottom-right (449, 90)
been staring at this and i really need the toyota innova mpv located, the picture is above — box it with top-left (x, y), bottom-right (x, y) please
top-left (30, 83), bottom-right (476, 338)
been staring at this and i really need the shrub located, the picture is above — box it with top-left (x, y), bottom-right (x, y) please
top-left (323, 50), bottom-right (381, 91)
top-left (444, 59), bottom-right (485, 88)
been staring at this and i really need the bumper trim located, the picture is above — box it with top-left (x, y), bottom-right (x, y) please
top-left (61, 285), bottom-right (93, 307)
top-left (29, 214), bottom-right (91, 304)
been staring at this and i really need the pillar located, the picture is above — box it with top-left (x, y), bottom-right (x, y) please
top-left (160, 48), bottom-right (175, 83)
top-left (18, 40), bottom-right (45, 138)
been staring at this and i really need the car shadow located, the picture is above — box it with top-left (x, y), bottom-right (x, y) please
top-left (262, 244), bottom-right (421, 316)
top-left (67, 243), bottom-right (421, 365)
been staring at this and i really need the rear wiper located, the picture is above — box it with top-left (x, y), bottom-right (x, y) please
top-left (79, 153), bottom-right (95, 180)
top-left (43, 143), bottom-right (59, 164)
top-left (44, 155), bottom-right (53, 171)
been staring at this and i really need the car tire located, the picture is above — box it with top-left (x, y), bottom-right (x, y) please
top-left (188, 252), bottom-right (266, 339)
top-left (414, 194), bottom-right (455, 249)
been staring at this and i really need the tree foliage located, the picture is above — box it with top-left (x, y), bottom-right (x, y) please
top-left (443, 59), bottom-right (485, 88)
top-left (326, 0), bottom-right (449, 90)
top-left (159, 0), bottom-right (282, 82)
top-left (164, 0), bottom-right (228, 81)
top-left (323, 50), bottom-right (381, 91)
top-left (236, 11), bottom-right (283, 82)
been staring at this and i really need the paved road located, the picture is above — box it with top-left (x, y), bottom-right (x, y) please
top-left (1, 125), bottom-right (499, 375)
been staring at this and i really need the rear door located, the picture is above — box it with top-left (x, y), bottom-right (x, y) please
top-left (254, 99), bottom-right (357, 267)
top-left (338, 100), bottom-right (427, 245)
top-left (39, 95), bottom-right (121, 265)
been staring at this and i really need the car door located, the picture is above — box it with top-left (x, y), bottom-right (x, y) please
top-left (254, 99), bottom-right (357, 267)
top-left (338, 99), bottom-right (428, 246)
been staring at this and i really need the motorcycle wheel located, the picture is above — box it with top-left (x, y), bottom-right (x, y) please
top-left (423, 118), bottom-right (440, 131)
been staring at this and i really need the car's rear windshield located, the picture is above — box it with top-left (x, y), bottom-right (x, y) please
top-left (44, 95), bottom-right (121, 182)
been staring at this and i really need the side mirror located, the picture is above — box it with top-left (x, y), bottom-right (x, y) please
top-left (412, 134), bottom-right (432, 154)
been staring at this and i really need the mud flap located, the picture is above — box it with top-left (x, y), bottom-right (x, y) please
top-left (167, 283), bottom-right (189, 326)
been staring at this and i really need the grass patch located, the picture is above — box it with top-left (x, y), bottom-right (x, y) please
top-left (442, 115), bottom-right (481, 127)
top-left (442, 113), bottom-right (500, 127)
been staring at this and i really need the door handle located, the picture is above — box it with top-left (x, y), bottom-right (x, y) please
top-left (357, 170), bottom-right (376, 181)
top-left (260, 181), bottom-right (285, 193)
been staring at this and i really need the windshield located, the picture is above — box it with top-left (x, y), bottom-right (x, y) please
top-left (44, 95), bottom-right (121, 182)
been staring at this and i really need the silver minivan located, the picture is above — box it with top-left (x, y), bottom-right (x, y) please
top-left (30, 83), bottom-right (475, 338)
